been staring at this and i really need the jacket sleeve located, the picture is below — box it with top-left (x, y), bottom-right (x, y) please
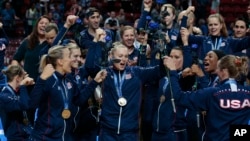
top-left (73, 80), bottom-right (99, 106)
top-left (168, 68), bottom-right (215, 111)
top-left (137, 10), bottom-right (150, 29)
top-left (83, 39), bottom-right (103, 77)
top-left (135, 64), bottom-right (167, 83)
top-left (229, 36), bottom-right (250, 52)
top-left (197, 75), bottom-right (209, 89)
top-left (188, 35), bottom-right (205, 47)
top-left (177, 87), bottom-right (216, 111)
top-left (52, 26), bottom-right (68, 46)
top-left (182, 45), bottom-right (193, 68)
top-left (0, 86), bottom-right (30, 112)
top-left (29, 77), bottom-right (47, 109)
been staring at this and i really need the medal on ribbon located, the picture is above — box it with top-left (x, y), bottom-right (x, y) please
top-left (118, 97), bottom-right (127, 106)
top-left (62, 109), bottom-right (71, 119)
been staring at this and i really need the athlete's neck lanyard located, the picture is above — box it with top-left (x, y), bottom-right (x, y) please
top-left (211, 37), bottom-right (222, 50)
top-left (113, 71), bottom-right (126, 98)
top-left (53, 73), bottom-right (69, 109)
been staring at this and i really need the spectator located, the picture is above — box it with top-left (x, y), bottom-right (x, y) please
top-left (11, 15), bottom-right (50, 82)
top-left (25, 3), bottom-right (39, 36)
top-left (104, 10), bottom-right (120, 41)
top-left (116, 8), bottom-right (126, 25)
top-left (0, 2), bottom-right (19, 37)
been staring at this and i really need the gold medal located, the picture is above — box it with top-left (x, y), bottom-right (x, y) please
top-left (118, 97), bottom-right (127, 106)
top-left (62, 109), bottom-right (71, 119)
top-left (160, 95), bottom-right (166, 103)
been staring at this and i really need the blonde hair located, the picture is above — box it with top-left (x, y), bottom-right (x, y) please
top-left (110, 42), bottom-right (127, 56)
top-left (67, 43), bottom-right (79, 50)
top-left (119, 25), bottom-right (135, 38)
top-left (66, 43), bottom-right (80, 56)
top-left (39, 45), bottom-right (68, 72)
top-left (218, 55), bottom-right (248, 79)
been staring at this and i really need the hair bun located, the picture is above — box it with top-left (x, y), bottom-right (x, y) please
top-left (234, 56), bottom-right (242, 67)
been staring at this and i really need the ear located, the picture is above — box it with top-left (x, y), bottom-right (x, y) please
top-left (57, 58), bottom-right (64, 66)
top-left (172, 15), bottom-right (176, 21)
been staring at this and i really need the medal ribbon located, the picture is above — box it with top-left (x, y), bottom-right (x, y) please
top-left (162, 77), bottom-right (169, 94)
top-left (113, 71), bottom-right (126, 98)
top-left (53, 74), bottom-right (69, 109)
top-left (211, 37), bottom-right (222, 50)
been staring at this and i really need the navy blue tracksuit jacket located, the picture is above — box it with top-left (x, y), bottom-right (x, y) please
top-left (173, 78), bottom-right (250, 141)
top-left (28, 71), bottom-right (99, 141)
top-left (0, 85), bottom-right (30, 140)
top-left (99, 65), bottom-right (166, 137)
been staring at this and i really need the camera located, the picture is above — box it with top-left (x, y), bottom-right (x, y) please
top-left (137, 28), bottom-right (148, 36)
top-left (161, 10), bottom-right (170, 19)
top-left (160, 6), bottom-right (170, 19)
top-left (108, 19), bottom-right (117, 27)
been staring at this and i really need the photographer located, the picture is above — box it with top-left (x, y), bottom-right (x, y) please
top-left (104, 10), bottom-right (120, 41)
top-left (138, 0), bottom-right (179, 55)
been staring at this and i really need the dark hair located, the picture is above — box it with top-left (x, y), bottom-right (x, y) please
top-left (171, 46), bottom-right (183, 53)
top-left (212, 50), bottom-right (226, 60)
top-left (85, 7), bottom-right (99, 18)
top-left (81, 49), bottom-right (88, 59)
top-left (2, 65), bottom-right (24, 82)
top-left (28, 15), bottom-right (51, 49)
top-left (234, 16), bottom-right (248, 28)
